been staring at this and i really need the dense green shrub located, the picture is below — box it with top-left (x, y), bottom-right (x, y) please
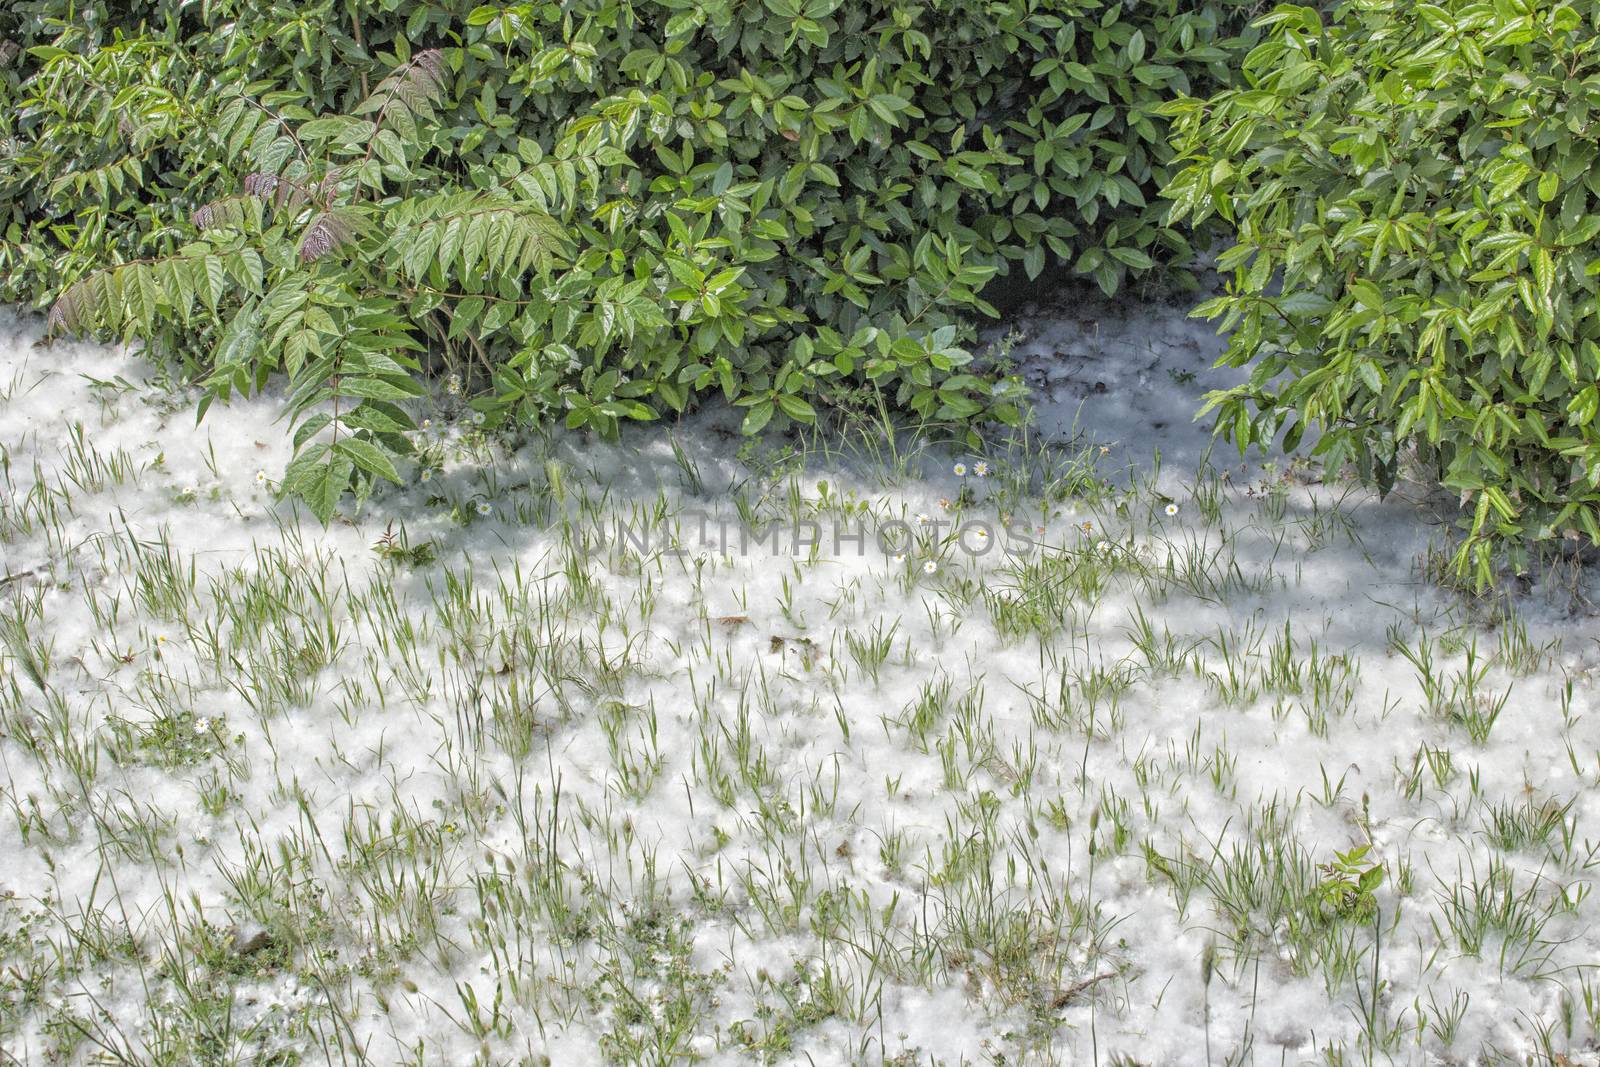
top-left (1, 0), bottom-right (1253, 517)
top-left (1164, 0), bottom-right (1600, 581)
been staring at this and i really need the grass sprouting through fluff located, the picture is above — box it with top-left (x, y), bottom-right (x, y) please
top-left (0, 311), bottom-right (1598, 1065)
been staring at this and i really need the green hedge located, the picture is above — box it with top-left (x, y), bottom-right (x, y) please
top-left (1, 0), bottom-right (1254, 518)
top-left (1164, 0), bottom-right (1600, 582)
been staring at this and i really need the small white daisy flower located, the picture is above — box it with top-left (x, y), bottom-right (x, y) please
top-left (1096, 539), bottom-right (1112, 555)
top-left (1164, 502), bottom-right (1179, 517)
top-left (923, 560), bottom-right (938, 574)
top-left (474, 500), bottom-right (493, 517)
top-left (419, 469), bottom-right (432, 483)
top-left (254, 470), bottom-right (268, 486)
top-left (974, 528), bottom-right (989, 541)
top-left (155, 634), bottom-right (168, 645)
top-left (420, 418), bottom-right (433, 432)
top-left (471, 411), bottom-right (486, 426)
top-left (916, 512), bottom-right (930, 526)
top-left (193, 718), bottom-right (210, 735)
top-left (974, 461), bottom-right (989, 477)
top-left (446, 374), bottom-right (461, 396)
top-left (893, 553), bottom-right (907, 563)
top-left (953, 462), bottom-right (968, 477)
